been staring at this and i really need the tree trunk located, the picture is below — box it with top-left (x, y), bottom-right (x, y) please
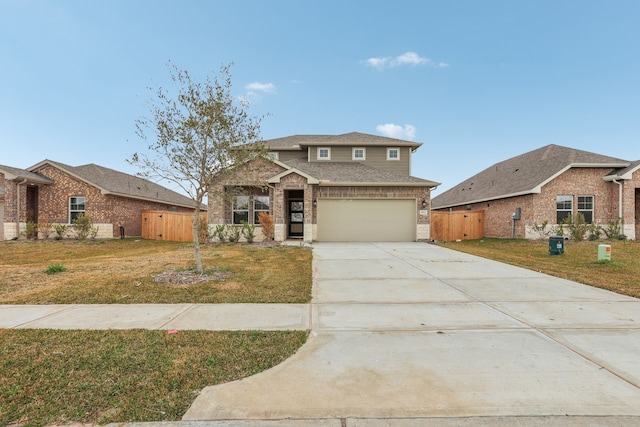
top-left (192, 206), bottom-right (203, 273)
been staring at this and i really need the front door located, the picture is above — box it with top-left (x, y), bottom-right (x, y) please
top-left (288, 200), bottom-right (304, 237)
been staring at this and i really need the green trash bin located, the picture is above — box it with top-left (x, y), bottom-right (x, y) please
top-left (549, 235), bottom-right (564, 255)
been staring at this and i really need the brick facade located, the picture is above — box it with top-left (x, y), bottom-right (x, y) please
top-left (209, 158), bottom-right (433, 242)
top-left (439, 167), bottom-right (638, 239)
top-left (3, 164), bottom-right (194, 240)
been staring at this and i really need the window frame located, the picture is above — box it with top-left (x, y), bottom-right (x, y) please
top-left (556, 195), bottom-right (573, 224)
top-left (317, 147), bottom-right (331, 160)
top-left (232, 196), bottom-right (250, 225)
top-left (577, 195), bottom-right (594, 223)
top-left (253, 196), bottom-right (270, 224)
top-left (267, 151), bottom-right (279, 160)
top-left (352, 147), bottom-right (366, 160)
top-left (69, 196), bottom-right (86, 223)
top-left (387, 147), bottom-right (400, 161)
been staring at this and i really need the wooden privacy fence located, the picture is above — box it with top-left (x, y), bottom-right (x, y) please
top-left (431, 210), bottom-right (484, 241)
top-left (142, 210), bottom-right (206, 242)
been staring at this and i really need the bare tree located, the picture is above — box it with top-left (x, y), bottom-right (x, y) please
top-left (131, 62), bottom-right (266, 273)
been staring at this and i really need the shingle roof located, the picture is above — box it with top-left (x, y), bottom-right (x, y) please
top-left (432, 144), bottom-right (630, 209)
top-left (29, 160), bottom-right (200, 209)
top-left (0, 164), bottom-right (54, 185)
top-left (605, 159), bottom-right (640, 180)
top-left (282, 158), bottom-right (439, 186)
top-left (264, 132), bottom-right (422, 149)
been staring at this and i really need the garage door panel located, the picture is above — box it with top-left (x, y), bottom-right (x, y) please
top-left (317, 199), bottom-right (415, 242)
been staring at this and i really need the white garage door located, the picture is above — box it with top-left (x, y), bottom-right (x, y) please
top-left (316, 199), bottom-right (416, 242)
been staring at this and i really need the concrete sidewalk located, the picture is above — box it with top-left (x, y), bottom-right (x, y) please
top-left (184, 242), bottom-right (640, 423)
top-left (0, 303), bottom-right (309, 331)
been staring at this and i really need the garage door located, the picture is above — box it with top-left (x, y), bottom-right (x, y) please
top-left (316, 199), bottom-right (416, 242)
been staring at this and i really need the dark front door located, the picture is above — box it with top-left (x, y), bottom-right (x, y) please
top-left (26, 186), bottom-right (38, 223)
top-left (288, 200), bottom-right (304, 237)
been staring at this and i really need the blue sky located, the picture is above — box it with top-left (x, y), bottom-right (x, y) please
top-left (1, 0), bottom-right (639, 195)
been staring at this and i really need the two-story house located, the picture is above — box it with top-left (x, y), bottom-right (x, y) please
top-left (208, 132), bottom-right (440, 242)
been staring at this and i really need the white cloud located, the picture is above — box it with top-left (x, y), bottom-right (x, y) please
top-left (364, 51), bottom-right (447, 70)
top-left (245, 82), bottom-right (276, 93)
top-left (376, 123), bottom-right (417, 140)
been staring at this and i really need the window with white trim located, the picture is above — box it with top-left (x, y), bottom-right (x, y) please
top-left (317, 147), bottom-right (331, 160)
top-left (267, 152), bottom-right (279, 160)
top-left (556, 195), bottom-right (572, 224)
top-left (578, 195), bottom-right (594, 223)
top-left (232, 196), bottom-right (250, 224)
top-left (254, 196), bottom-right (270, 224)
top-left (69, 196), bottom-right (86, 223)
top-left (352, 147), bottom-right (366, 160)
top-left (387, 148), bottom-right (400, 160)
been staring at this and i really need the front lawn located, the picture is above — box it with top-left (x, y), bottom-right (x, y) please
top-left (441, 238), bottom-right (640, 298)
top-left (0, 239), bottom-right (312, 304)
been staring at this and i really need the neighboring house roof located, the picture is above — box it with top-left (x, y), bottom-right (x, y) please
top-left (432, 144), bottom-right (630, 209)
top-left (264, 132), bottom-right (423, 150)
top-left (28, 160), bottom-right (200, 209)
top-left (605, 159), bottom-right (640, 181)
top-left (0, 164), bottom-right (55, 185)
top-left (279, 158), bottom-right (440, 187)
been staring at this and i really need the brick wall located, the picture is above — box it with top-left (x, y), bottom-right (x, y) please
top-left (437, 168), bottom-right (624, 239)
top-left (33, 164), bottom-right (193, 238)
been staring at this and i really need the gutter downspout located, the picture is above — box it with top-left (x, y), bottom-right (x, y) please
top-left (15, 179), bottom-right (27, 238)
top-left (613, 179), bottom-right (623, 232)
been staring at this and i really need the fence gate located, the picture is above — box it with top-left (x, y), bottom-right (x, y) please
top-left (142, 210), bottom-right (206, 242)
top-left (431, 210), bottom-right (484, 241)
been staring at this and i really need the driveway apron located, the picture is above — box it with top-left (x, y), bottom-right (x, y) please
top-left (184, 242), bottom-right (640, 420)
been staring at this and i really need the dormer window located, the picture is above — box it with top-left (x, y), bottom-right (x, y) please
top-left (352, 147), bottom-right (366, 160)
top-left (387, 148), bottom-right (400, 161)
top-left (318, 147), bottom-right (331, 160)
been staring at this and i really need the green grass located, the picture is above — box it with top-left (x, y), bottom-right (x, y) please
top-left (0, 239), bottom-right (313, 425)
top-left (440, 238), bottom-right (640, 298)
top-left (0, 329), bottom-right (308, 426)
top-left (0, 239), bottom-right (312, 304)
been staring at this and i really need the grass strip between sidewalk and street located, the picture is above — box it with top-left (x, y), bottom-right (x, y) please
top-left (1, 329), bottom-right (308, 426)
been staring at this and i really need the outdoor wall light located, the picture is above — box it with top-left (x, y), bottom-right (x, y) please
top-left (313, 199), bottom-right (317, 206)
top-left (421, 198), bottom-right (427, 208)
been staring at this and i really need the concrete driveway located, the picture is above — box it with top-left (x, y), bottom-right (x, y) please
top-left (184, 242), bottom-right (640, 423)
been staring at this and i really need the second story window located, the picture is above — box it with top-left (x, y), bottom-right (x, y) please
top-left (352, 148), bottom-right (366, 160)
top-left (387, 148), bottom-right (400, 160)
top-left (267, 152), bottom-right (279, 160)
top-left (318, 147), bottom-right (331, 160)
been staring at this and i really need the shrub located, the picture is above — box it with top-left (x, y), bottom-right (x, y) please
top-left (241, 221), bottom-right (256, 243)
top-left (25, 221), bottom-right (39, 240)
top-left (38, 220), bottom-right (53, 240)
top-left (258, 212), bottom-right (274, 241)
top-left (602, 218), bottom-right (623, 240)
top-left (72, 214), bottom-right (95, 240)
top-left (53, 223), bottom-right (68, 240)
top-left (45, 263), bottom-right (67, 275)
top-left (228, 226), bottom-right (241, 243)
top-left (587, 223), bottom-right (602, 241)
top-left (530, 220), bottom-right (550, 239)
top-left (213, 224), bottom-right (228, 243)
top-left (562, 213), bottom-right (589, 241)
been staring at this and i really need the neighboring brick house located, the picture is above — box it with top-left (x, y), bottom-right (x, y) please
top-left (208, 132), bottom-right (440, 242)
top-left (431, 144), bottom-right (640, 240)
top-left (0, 160), bottom-right (199, 240)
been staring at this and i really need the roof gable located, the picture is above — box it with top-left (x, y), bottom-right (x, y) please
top-left (0, 164), bottom-right (54, 185)
top-left (432, 144), bottom-right (630, 209)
